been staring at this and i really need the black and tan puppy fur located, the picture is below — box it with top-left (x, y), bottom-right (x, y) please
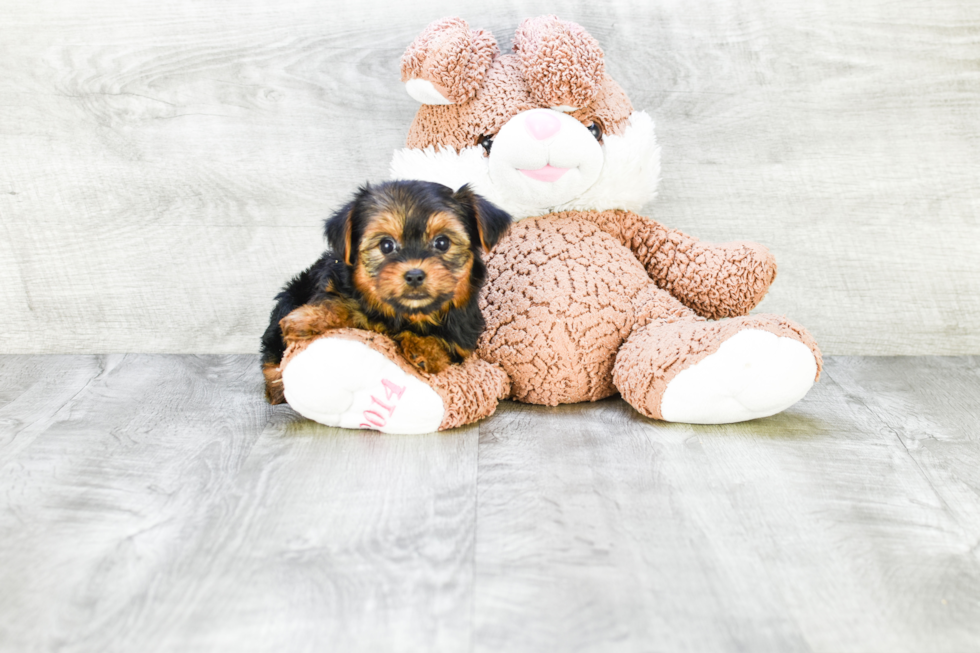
top-left (261, 180), bottom-right (512, 404)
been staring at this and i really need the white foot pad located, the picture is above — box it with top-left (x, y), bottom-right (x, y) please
top-left (660, 329), bottom-right (817, 424)
top-left (281, 338), bottom-right (445, 434)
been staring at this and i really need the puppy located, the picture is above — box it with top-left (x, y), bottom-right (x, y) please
top-left (261, 180), bottom-right (512, 404)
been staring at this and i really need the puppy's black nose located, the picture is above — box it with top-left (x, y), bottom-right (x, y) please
top-left (404, 268), bottom-right (426, 287)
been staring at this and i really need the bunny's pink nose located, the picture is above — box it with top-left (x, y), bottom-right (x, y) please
top-left (524, 111), bottom-right (561, 141)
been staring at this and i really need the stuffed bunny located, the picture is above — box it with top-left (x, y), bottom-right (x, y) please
top-left (270, 16), bottom-right (821, 433)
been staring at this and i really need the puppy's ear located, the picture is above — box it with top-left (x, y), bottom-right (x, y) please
top-left (324, 200), bottom-right (356, 265)
top-left (454, 185), bottom-right (512, 252)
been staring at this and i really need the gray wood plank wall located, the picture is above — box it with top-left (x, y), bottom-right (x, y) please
top-left (1, 0), bottom-right (978, 355)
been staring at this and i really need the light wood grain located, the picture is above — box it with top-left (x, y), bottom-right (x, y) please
top-left (473, 357), bottom-right (980, 652)
top-left (0, 0), bottom-right (978, 355)
top-left (0, 356), bottom-right (105, 469)
top-left (1, 355), bottom-right (979, 651)
top-left (0, 354), bottom-right (479, 653)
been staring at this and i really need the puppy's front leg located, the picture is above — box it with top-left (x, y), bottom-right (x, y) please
top-left (396, 333), bottom-right (453, 374)
top-left (279, 302), bottom-right (352, 347)
top-left (263, 362), bottom-right (287, 405)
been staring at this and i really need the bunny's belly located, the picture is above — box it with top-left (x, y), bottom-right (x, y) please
top-left (478, 215), bottom-right (652, 405)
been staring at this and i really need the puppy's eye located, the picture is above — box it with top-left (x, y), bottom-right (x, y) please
top-left (379, 238), bottom-right (397, 255)
top-left (479, 135), bottom-right (494, 155)
top-left (588, 122), bottom-right (602, 140)
top-left (432, 235), bottom-right (451, 252)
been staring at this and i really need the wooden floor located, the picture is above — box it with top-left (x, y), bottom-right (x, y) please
top-left (1, 355), bottom-right (979, 652)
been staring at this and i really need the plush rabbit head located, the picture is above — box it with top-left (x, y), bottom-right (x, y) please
top-left (391, 16), bottom-right (661, 220)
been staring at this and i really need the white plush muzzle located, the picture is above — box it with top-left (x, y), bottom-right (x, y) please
top-left (390, 111), bottom-right (661, 219)
top-left (488, 109), bottom-right (603, 210)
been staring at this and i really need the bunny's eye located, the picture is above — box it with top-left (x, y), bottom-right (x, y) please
top-left (479, 135), bottom-right (494, 154)
top-left (587, 122), bottom-right (602, 140)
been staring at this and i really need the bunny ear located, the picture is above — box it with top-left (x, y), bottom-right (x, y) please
top-left (401, 17), bottom-right (499, 105)
top-left (513, 16), bottom-right (605, 111)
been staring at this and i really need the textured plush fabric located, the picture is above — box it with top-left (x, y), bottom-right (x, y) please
top-left (513, 16), bottom-right (605, 110)
top-left (613, 315), bottom-right (823, 419)
top-left (428, 354), bottom-right (511, 429)
top-left (476, 211), bottom-right (788, 405)
top-left (477, 215), bottom-right (653, 405)
top-left (400, 17), bottom-right (499, 105)
top-left (279, 328), bottom-right (509, 431)
top-left (407, 56), bottom-right (633, 153)
top-left (566, 75), bottom-right (633, 139)
top-left (587, 209), bottom-right (778, 319)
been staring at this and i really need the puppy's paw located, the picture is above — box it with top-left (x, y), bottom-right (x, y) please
top-left (398, 333), bottom-right (452, 375)
top-left (279, 305), bottom-right (339, 345)
top-left (263, 362), bottom-right (287, 405)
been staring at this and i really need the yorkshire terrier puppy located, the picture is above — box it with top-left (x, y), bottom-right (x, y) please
top-left (261, 180), bottom-right (512, 404)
